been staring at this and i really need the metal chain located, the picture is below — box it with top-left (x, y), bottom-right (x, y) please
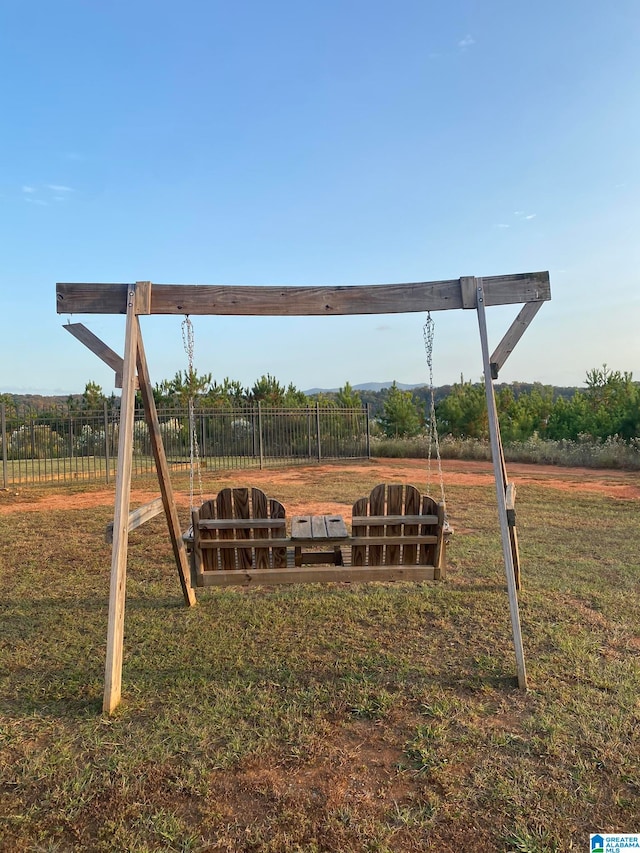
top-left (422, 312), bottom-right (447, 518)
top-left (181, 316), bottom-right (203, 509)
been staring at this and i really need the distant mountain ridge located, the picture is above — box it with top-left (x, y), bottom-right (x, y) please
top-left (304, 381), bottom-right (425, 395)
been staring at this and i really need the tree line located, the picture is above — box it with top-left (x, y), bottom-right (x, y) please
top-left (2, 364), bottom-right (638, 443)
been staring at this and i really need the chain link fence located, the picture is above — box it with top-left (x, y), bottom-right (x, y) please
top-left (1, 402), bottom-right (370, 487)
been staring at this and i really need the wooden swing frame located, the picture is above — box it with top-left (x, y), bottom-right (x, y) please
top-left (56, 271), bottom-right (551, 712)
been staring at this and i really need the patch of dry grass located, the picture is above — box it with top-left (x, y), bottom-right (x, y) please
top-left (0, 464), bottom-right (638, 851)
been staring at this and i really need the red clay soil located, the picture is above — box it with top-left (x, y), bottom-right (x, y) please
top-left (1, 458), bottom-right (638, 517)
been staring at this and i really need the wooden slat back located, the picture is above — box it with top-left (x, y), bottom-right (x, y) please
top-left (252, 487), bottom-right (269, 570)
top-left (351, 497), bottom-right (368, 567)
top-left (368, 484), bottom-right (386, 566)
top-left (419, 494), bottom-right (439, 567)
top-left (401, 484), bottom-right (421, 565)
top-left (192, 487), bottom-right (286, 573)
top-left (385, 484), bottom-right (403, 566)
top-left (199, 498), bottom-right (219, 572)
top-left (350, 483), bottom-right (443, 568)
top-left (233, 487), bottom-right (252, 569)
top-left (217, 488), bottom-right (236, 570)
top-left (269, 497), bottom-right (287, 568)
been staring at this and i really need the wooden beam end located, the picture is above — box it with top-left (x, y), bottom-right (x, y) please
top-left (460, 276), bottom-right (478, 309)
top-left (134, 281), bottom-right (152, 315)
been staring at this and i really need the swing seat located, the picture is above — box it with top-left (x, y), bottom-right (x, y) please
top-left (351, 483), bottom-right (449, 580)
top-left (188, 487), bottom-right (288, 587)
top-left (186, 483), bottom-right (450, 588)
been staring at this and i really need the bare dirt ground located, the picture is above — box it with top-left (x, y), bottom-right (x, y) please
top-left (1, 458), bottom-right (638, 517)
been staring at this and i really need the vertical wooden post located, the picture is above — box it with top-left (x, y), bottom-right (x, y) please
top-left (103, 288), bottom-right (139, 714)
top-left (135, 319), bottom-right (196, 607)
top-left (495, 418), bottom-right (521, 590)
top-left (475, 279), bottom-right (528, 690)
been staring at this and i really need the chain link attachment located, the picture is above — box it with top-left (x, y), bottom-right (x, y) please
top-left (422, 312), bottom-right (447, 522)
top-left (181, 315), bottom-right (203, 509)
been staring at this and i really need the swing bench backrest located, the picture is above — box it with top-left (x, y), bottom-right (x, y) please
top-left (351, 483), bottom-right (447, 580)
top-left (190, 487), bottom-right (287, 586)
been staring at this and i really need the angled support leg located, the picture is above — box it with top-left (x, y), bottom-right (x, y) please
top-left (135, 319), bottom-right (196, 607)
top-left (476, 279), bottom-right (528, 690)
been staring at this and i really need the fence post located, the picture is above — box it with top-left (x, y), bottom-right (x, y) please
top-left (1, 404), bottom-right (7, 489)
top-left (366, 404), bottom-right (371, 459)
top-left (316, 402), bottom-right (322, 462)
top-left (258, 402), bottom-right (264, 469)
top-left (200, 408), bottom-right (207, 464)
top-left (104, 401), bottom-right (110, 485)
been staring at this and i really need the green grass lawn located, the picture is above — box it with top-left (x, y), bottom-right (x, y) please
top-left (0, 467), bottom-right (638, 852)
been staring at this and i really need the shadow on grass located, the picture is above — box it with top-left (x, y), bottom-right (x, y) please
top-left (2, 578), bottom-right (530, 725)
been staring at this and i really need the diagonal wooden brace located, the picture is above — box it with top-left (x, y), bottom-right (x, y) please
top-left (63, 322), bottom-right (138, 389)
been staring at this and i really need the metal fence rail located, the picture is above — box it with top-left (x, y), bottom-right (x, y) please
top-left (1, 402), bottom-right (370, 487)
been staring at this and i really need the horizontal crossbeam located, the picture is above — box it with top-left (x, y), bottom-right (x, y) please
top-left (56, 272), bottom-right (550, 316)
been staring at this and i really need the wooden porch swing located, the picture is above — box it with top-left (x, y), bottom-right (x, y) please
top-left (57, 271), bottom-right (551, 711)
top-left (184, 481), bottom-right (449, 589)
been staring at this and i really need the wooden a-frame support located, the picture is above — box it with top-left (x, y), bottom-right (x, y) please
top-left (57, 271), bottom-right (551, 712)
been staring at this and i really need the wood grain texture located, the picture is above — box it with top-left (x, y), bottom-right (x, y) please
top-left (476, 281), bottom-right (528, 689)
top-left (350, 483), bottom-right (446, 571)
top-left (460, 276), bottom-right (478, 309)
top-left (351, 514), bottom-right (439, 526)
top-left (490, 300), bottom-right (544, 376)
top-left (270, 498), bottom-right (287, 569)
top-left (386, 485), bottom-right (403, 566)
top-left (402, 484), bottom-right (421, 566)
top-left (56, 272), bottom-right (551, 316)
top-left (134, 281), bottom-right (152, 315)
top-left (197, 565), bottom-right (437, 587)
top-left (351, 497), bottom-right (367, 567)
top-left (433, 503), bottom-right (446, 580)
top-left (191, 508), bottom-right (204, 584)
top-left (252, 488), bottom-right (270, 571)
top-left (368, 484), bottom-right (386, 567)
top-left (233, 488), bottom-right (252, 570)
top-left (198, 518), bottom-right (286, 530)
top-left (217, 489), bottom-right (236, 570)
top-left (105, 496), bottom-right (164, 544)
top-left (191, 488), bottom-right (287, 574)
top-left (291, 515), bottom-right (348, 539)
top-left (197, 499), bottom-right (218, 572)
top-left (195, 534), bottom-right (438, 549)
top-left (103, 290), bottom-right (138, 715)
top-left (63, 323), bottom-right (124, 373)
top-left (419, 495), bottom-right (439, 568)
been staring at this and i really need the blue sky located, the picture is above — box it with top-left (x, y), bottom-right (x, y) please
top-left (1, 0), bottom-right (638, 395)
